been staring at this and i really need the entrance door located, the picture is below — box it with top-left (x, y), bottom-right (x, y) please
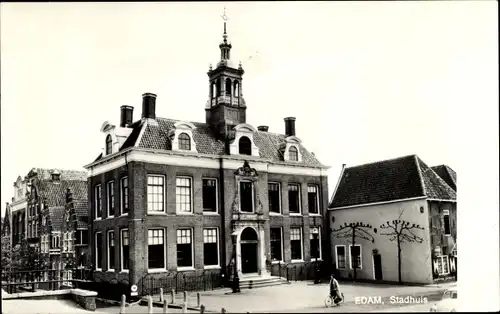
top-left (240, 228), bottom-right (258, 274)
top-left (373, 254), bottom-right (383, 280)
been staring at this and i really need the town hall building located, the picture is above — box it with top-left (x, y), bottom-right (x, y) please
top-left (84, 16), bottom-right (330, 296)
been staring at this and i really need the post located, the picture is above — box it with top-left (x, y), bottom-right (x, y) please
top-left (221, 308), bottom-right (227, 314)
top-left (120, 294), bottom-right (126, 314)
top-left (148, 295), bottom-right (153, 314)
top-left (183, 290), bottom-right (187, 303)
top-left (197, 292), bottom-right (201, 308)
top-left (160, 288), bottom-right (164, 302)
top-left (171, 289), bottom-right (176, 304)
top-left (200, 305), bottom-right (205, 314)
top-left (163, 300), bottom-right (169, 314)
top-left (182, 301), bottom-right (187, 313)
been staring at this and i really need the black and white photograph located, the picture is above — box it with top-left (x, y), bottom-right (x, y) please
top-left (1, 1), bottom-right (498, 313)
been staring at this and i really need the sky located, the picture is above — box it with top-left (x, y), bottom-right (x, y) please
top-left (1, 2), bottom-right (498, 310)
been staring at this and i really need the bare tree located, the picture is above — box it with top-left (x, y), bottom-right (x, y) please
top-left (379, 219), bottom-right (424, 284)
top-left (332, 222), bottom-right (375, 280)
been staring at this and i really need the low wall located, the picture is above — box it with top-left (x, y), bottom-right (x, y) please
top-left (2, 288), bottom-right (98, 311)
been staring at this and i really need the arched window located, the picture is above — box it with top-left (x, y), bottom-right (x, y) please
top-left (238, 136), bottom-right (252, 155)
top-left (234, 81), bottom-right (239, 97)
top-left (105, 135), bottom-right (112, 155)
top-left (178, 133), bottom-right (191, 151)
top-left (225, 78), bottom-right (232, 96)
top-left (289, 146), bottom-right (298, 161)
top-left (211, 82), bottom-right (216, 100)
top-left (216, 79), bottom-right (221, 97)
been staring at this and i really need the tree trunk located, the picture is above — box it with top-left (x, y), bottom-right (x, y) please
top-left (397, 237), bottom-right (402, 284)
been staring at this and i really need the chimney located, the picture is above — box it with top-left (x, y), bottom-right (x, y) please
top-left (120, 105), bottom-right (134, 127)
top-left (284, 117), bottom-right (296, 136)
top-left (141, 93), bottom-right (157, 119)
top-left (257, 125), bottom-right (269, 132)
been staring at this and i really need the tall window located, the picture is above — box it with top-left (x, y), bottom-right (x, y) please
top-left (107, 231), bottom-right (115, 270)
top-left (106, 135), bottom-right (112, 155)
top-left (178, 133), bottom-right (191, 150)
top-left (289, 146), bottom-right (298, 161)
top-left (176, 177), bottom-right (192, 214)
top-left (290, 228), bottom-right (303, 261)
top-left (335, 245), bottom-right (346, 268)
top-left (120, 177), bottom-right (129, 215)
top-left (95, 232), bottom-right (103, 270)
top-left (148, 229), bottom-right (165, 269)
top-left (107, 181), bottom-right (115, 217)
top-left (436, 255), bottom-right (450, 275)
top-left (75, 229), bottom-right (89, 245)
top-left (147, 175), bottom-right (165, 212)
top-left (288, 184), bottom-right (301, 214)
top-left (308, 185), bottom-right (319, 215)
top-left (95, 184), bottom-right (102, 219)
top-left (203, 228), bottom-right (219, 266)
top-left (177, 229), bottom-right (193, 268)
top-left (268, 183), bottom-right (281, 214)
top-left (121, 229), bottom-right (129, 271)
top-left (202, 179), bottom-right (217, 212)
top-left (349, 245), bottom-right (362, 269)
top-left (310, 227), bottom-right (321, 260)
top-left (443, 210), bottom-right (451, 236)
top-left (52, 233), bottom-right (60, 249)
top-left (270, 228), bottom-right (283, 262)
top-left (240, 181), bottom-right (253, 212)
top-left (238, 136), bottom-right (252, 155)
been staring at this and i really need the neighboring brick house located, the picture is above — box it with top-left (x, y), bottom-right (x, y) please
top-left (23, 168), bottom-right (88, 287)
top-left (328, 155), bottom-right (456, 284)
top-left (84, 18), bottom-right (330, 295)
top-left (9, 176), bottom-right (28, 247)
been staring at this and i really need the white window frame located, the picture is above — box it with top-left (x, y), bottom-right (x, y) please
top-left (307, 185), bottom-right (321, 216)
top-left (52, 232), bottom-right (61, 249)
top-left (290, 227), bottom-right (304, 262)
top-left (62, 232), bottom-right (68, 252)
top-left (76, 228), bottom-right (88, 246)
top-left (335, 245), bottom-right (347, 269)
top-left (120, 177), bottom-right (129, 216)
top-left (268, 182), bottom-right (282, 215)
top-left (203, 227), bottom-right (220, 269)
top-left (239, 180), bottom-right (255, 213)
top-left (309, 227), bottom-right (322, 260)
top-left (147, 228), bottom-right (167, 272)
top-left (437, 255), bottom-right (450, 275)
top-left (68, 231), bottom-right (74, 252)
top-left (176, 176), bottom-right (193, 215)
top-left (270, 227), bottom-right (284, 263)
top-left (177, 228), bottom-right (194, 271)
top-left (120, 229), bottom-right (129, 272)
top-left (107, 181), bottom-right (115, 218)
top-left (147, 175), bottom-right (166, 214)
top-left (202, 178), bottom-right (219, 214)
top-left (288, 183), bottom-right (302, 216)
top-left (349, 244), bottom-right (363, 270)
top-left (95, 184), bottom-right (102, 220)
top-left (443, 209), bottom-right (451, 236)
top-left (95, 232), bottom-right (102, 271)
top-left (107, 230), bottom-right (115, 272)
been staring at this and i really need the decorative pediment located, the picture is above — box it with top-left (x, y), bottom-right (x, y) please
top-left (234, 161), bottom-right (258, 177)
top-left (174, 121), bottom-right (196, 130)
top-left (285, 135), bottom-right (302, 144)
top-left (234, 123), bottom-right (257, 133)
top-left (100, 121), bottom-right (115, 133)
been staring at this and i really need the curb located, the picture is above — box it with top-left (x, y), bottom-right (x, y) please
top-left (140, 298), bottom-right (216, 313)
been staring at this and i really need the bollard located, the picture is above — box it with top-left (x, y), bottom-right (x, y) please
top-left (182, 301), bottom-right (188, 313)
top-left (221, 308), bottom-right (226, 314)
top-left (148, 295), bottom-right (153, 314)
top-left (163, 299), bottom-right (169, 314)
top-left (119, 294), bottom-right (126, 314)
top-left (183, 291), bottom-right (187, 303)
top-left (160, 288), bottom-right (164, 302)
top-left (200, 305), bottom-right (205, 314)
top-left (171, 289), bottom-right (176, 304)
top-left (197, 292), bottom-right (201, 308)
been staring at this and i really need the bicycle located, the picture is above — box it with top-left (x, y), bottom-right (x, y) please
top-left (324, 292), bottom-right (344, 307)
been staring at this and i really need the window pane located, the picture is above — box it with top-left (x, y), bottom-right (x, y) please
top-left (268, 183), bottom-right (280, 213)
top-left (289, 146), bottom-right (298, 161)
top-left (176, 177), bottom-right (192, 213)
top-left (178, 133), bottom-right (191, 150)
top-left (336, 246), bottom-right (346, 268)
top-left (148, 175), bottom-right (164, 212)
top-left (203, 228), bottom-right (218, 266)
top-left (270, 228), bottom-right (282, 261)
top-left (290, 228), bottom-right (302, 260)
top-left (443, 214), bottom-right (451, 235)
top-left (203, 179), bottom-right (217, 212)
top-left (288, 185), bottom-right (300, 213)
top-left (240, 182), bottom-right (253, 212)
top-left (148, 229), bottom-right (165, 269)
top-left (177, 229), bottom-right (193, 267)
top-left (96, 233), bottom-right (103, 269)
top-left (308, 185), bottom-right (319, 214)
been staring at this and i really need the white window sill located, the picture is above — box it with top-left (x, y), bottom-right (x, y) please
top-left (445, 234), bottom-right (451, 237)
top-left (94, 218), bottom-right (102, 221)
top-left (349, 267), bottom-right (363, 270)
top-left (203, 265), bottom-right (221, 270)
top-left (202, 211), bottom-right (219, 215)
top-left (310, 258), bottom-right (323, 262)
top-left (106, 216), bottom-right (114, 220)
top-left (148, 269), bottom-right (167, 273)
top-left (120, 270), bottom-right (129, 273)
top-left (120, 213), bottom-right (129, 217)
top-left (106, 269), bottom-right (115, 273)
top-left (290, 259), bottom-right (304, 263)
top-left (271, 260), bottom-right (284, 265)
top-left (95, 268), bottom-right (103, 272)
top-left (177, 267), bottom-right (195, 272)
top-left (269, 212), bottom-right (282, 216)
top-left (176, 212), bottom-right (194, 216)
top-left (147, 211), bottom-right (167, 215)
top-left (289, 213), bottom-right (302, 216)
top-left (309, 213), bottom-right (321, 216)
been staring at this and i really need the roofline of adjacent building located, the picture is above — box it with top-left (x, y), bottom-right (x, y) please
top-left (328, 196), bottom-right (428, 211)
top-left (328, 164), bottom-right (346, 207)
top-left (427, 198), bottom-right (457, 203)
top-left (84, 146), bottom-right (331, 171)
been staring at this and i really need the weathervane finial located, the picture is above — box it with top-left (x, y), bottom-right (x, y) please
top-left (221, 6), bottom-right (229, 34)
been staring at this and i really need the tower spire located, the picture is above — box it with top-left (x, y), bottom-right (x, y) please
top-left (219, 7), bottom-right (232, 62)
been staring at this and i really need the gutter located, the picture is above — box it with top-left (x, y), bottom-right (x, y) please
top-left (329, 196), bottom-right (428, 211)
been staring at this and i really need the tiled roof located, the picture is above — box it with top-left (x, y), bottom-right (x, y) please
top-left (29, 168), bottom-right (87, 181)
top-left (48, 206), bottom-right (66, 232)
top-left (73, 199), bottom-right (88, 229)
top-left (431, 165), bottom-right (456, 191)
top-left (330, 155), bottom-right (457, 208)
top-left (38, 180), bottom-right (88, 208)
top-left (100, 117), bottom-right (323, 167)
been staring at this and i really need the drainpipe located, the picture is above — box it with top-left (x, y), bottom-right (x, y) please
top-left (219, 156), bottom-right (227, 284)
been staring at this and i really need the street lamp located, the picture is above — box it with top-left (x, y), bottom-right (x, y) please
top-left (231, 233), bottom-right (240, 293)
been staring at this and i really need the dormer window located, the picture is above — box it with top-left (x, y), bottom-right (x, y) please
top-left (239, 136), bottom-right (252, 155)
top-left (178, 133), bottom-right (191, 151)
top-left (105, 135), bottom-right (112, 155)
top-left (52, 171), bottom-right (61, 182)
top-left (289, 146), bottom-right (298, 161)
